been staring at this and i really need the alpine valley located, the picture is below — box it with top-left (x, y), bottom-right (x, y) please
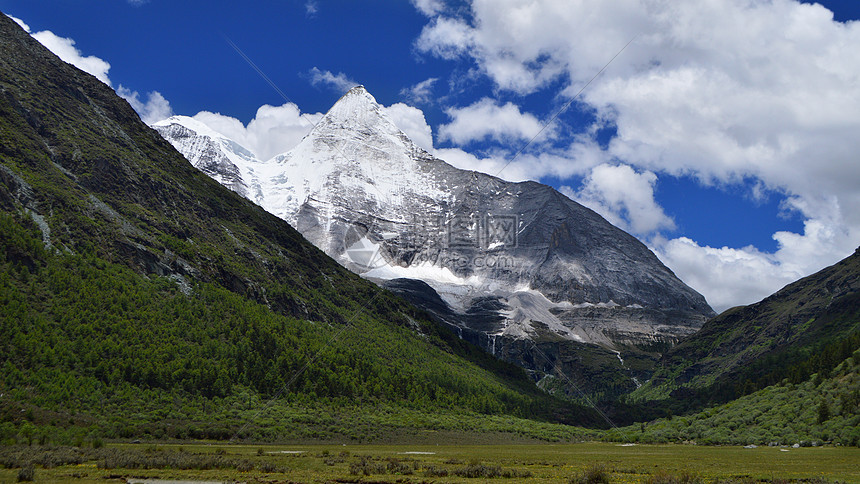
top-left (155, 86), bottom-right (715, 399)
top-left (0, 11), bottom-right (599, 442)
top-left (1, 7), bottom-right (859, 455)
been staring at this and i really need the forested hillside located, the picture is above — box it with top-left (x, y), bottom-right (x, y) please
top-left (0, 11), bottom-right (595, 443)
top-left (624, 248), bottom-right (860, 419)
top-left (610, 350), bottom-right (860, 446)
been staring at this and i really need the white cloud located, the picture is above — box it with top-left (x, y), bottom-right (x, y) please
top-left (10, 15), bottom-right (112, 86)
top-left (654, 215), bottom-right (858, 313)
top-left (654, 238), bottom-right (799, 314)
top-left (414, 0), bottom-right (860, 309)
top-left (185, 97), bottom-right (434, 164)
top-left (9, 15), bottom-right (30, 32)
top-left (9, 14), bottom-right (179, 132)
top-left (653, 194), bottom-right (857, 313)
top-left (434, 147), bottom-right (512, 177)
top-left (434, 134), bottom-right (606, 183)
top-left (412, 0), bottom-right (446, 16)
top-left (400, 77), bottom-right (438, 105)
top-left (438, 98), bottom-right (549, 145)
top-left (563, 164), bottom-right (675, 235)
top-left (191, 103), bottom-right (323, 161)
top-left (308, 67), bottom-right (359, 94)
top-left (117, 86), bottom-right (174, 125)
top-left (383, 103), bottom-right (435, 153)
top-left (415, 17), bottom-right (475, 60)
top-left (305, 1), bottom-right (319, 16)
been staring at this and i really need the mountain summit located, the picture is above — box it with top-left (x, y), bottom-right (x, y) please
top-left (156, 85), bottom-right (715, 394)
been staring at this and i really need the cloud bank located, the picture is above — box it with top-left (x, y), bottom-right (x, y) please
top-left (191, 104), bottom-right (323, 162)
top-left (400, 77), bottom-right (438, 105)
top-left (412, 0), bottom-right (860, 311)
top-left (438, 98), bottom-right (551, 145)
top-left (117, 87), bottom-right (174, 125)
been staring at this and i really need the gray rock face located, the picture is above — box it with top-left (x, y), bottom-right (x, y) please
top-left (153, 119), bottom-right (256, 199)
top-left (155, 86), bottom-right (714, 391)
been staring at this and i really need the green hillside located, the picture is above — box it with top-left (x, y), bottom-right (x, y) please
top-left (629, 248), bottom-right (860, 415)
top-left (609, 349), bottom-right (860, 446)
top-left (0, 12), bottom-right (596, 444)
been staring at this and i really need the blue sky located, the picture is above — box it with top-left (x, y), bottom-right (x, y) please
top-left (3, 0), bottom-right (860, 312)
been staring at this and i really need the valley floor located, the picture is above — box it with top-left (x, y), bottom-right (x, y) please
top-left (1, 441), bottom-right (857, 483)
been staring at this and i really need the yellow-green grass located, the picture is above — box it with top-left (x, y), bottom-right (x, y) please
top-left (1, 442), bottom-right (857, 483)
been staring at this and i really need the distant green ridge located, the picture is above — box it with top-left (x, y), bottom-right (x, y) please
top-left (629, 247), bottom-right (860, 416)
top-left (609, 350), bottom-right (860, 446)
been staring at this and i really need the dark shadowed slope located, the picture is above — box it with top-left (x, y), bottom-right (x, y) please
top-left (631, 247), bottom-right (860, 414)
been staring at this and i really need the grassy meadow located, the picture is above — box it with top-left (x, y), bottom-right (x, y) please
top-left (1, 441), bottom-right (857, 483)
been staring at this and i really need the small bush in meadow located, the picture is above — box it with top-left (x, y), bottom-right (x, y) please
top-left (645, 470), bottom-right (703, 484)
top-left (423, 465), bottom-right (449, 477)
top-left (17, 465), bottom-right (34, 482)
top-left (570, 463), bottom-right (611, 484)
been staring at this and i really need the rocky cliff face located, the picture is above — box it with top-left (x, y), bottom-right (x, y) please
top-left (152, 117), bottom-right (256, 199)
top-left (155, 86), bottom-right (715, 395)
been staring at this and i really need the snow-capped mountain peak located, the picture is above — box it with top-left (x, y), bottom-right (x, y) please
top-left (260, 85), bottom-right (450, 225)
top-left (155, 86), bottom-right (715, 370)
top-left (153, 115), bottom-right (261, 199)
top-left (313, 86), bottom-right (401, 137)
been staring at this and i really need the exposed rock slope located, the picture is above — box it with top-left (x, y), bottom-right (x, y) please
top-left (156, 86), bottom-right (715, 395)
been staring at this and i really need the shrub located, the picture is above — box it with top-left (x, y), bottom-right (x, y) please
top-left (570, 464), bottom-right (611, 484)
top-left (423, 465), bottom-right (449, 477)
top-left (453, 464), bottom-right (503, 478)
top-left (349, 457), bottom-right (386, 476)
top-left (645, 470), bottom-right (703, 484)
top-left (17, 465), bottom-right (34, 482)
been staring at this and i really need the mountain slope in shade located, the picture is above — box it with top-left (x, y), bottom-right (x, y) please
top-left (630, 246), bottom-right (860, 410)
top-left (156, 86), bottom-right (715, 396)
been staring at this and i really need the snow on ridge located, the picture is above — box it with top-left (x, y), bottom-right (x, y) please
top-left (155, 85), bottom-right (711, 350)
top-left (154, 115), bottom-right (231, 144)
top-left (364, 261), bottom-right (484, 287)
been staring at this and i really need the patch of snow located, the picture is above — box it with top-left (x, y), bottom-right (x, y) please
top-left (364, 262), bottom-right (483, 286)
top-left (501, 291), bottom-right (586, 342)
